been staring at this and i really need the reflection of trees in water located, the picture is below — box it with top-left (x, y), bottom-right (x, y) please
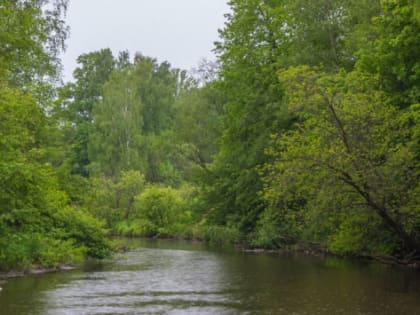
top-left (0, 271), bottom-right (77, 315)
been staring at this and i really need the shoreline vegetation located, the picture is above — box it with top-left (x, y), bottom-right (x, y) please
top-left (1, 0), bottom-right (419, 272)
top-left (1, 235), bottom-right (419, 284)
top-left (0, 265), bottom-right (77, 280)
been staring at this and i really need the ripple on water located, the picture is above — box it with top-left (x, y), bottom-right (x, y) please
top-left (4, 240), bottom-right (420, 315)
top-left (42, 247), bottom-right (248, 314)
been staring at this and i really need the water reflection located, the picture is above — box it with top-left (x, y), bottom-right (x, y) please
top-left (1, 239), bottom-right (420, 315)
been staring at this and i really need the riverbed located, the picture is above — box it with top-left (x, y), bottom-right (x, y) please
top-left (1, 239), bottom-right (420, 314)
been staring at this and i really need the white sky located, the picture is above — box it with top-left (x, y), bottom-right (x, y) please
top-left (60, 0), bottom-right (229, 81)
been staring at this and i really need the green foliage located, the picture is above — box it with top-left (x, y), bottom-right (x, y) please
top-left (251, 206), bottom-right (303, 249)
top-left (205, 0), bottom-right (382, 243)
top-left (65, 0), bottom-right (420, 261)
top-left (199, 0), bottom-right (419, 257)
top-left (50, 206), bottom-right (111, 259)
top-left (172, 82), bottom-right (225, 178)
top-left (197, 225), bottom-right (240, 246)
top-left (282, 0), bottom-right (381, 70)
top-left (113, 220), bottom-right (155, 237)
top-left (207, 0), bottom-right (291, 234)
top-left (262, 66), bottom-right (420, 256)
top-left (84, 176), bottom-right (118, 225)
top-left (72, 48), bottom-right (116, 120)
top-left (328, 210), bottom-right (398, 256)
top-left (0, 233), bottom-right (86, 270)
top-left (54, 48), bottom-right (116, 177)
top-left (85, 53), bottom-right (187, 184)
top-left (4, 0), bottom-right (415, 267)
top-left (109, 185), bottom-right (196, 238)
top-left (54, 48), bottom-right (224, 243)
top-left (133, 186), bottom-right (183, 230)
top-left (116, 170), bottom-right (146, 218)
top-left (357, 0), bottom-right (420, 108)
top-left (0, 1), bottom-right (116, 271)
top-left (133, 54), bottom-right (181, 135)
top-left (0, 0), bottom-right (68, 89)
top-left (89, 68), bottom-right (144, 177)
top-left (0, 84), bottom-right (111, 270)
top-left (85, 170), bottom-right (146, 225)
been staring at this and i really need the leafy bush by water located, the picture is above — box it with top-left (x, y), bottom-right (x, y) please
top-left (0, 233), bottom-right (86, 270)
top-left (198, 225), bottom-right (240, 246)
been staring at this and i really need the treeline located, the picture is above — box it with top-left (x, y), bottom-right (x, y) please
top-left (53, 49), bottom-right (225, 240)
top-left (207, 0), bottom-right (420, 259)
top-left (1, 0), bottom-right (419, 271)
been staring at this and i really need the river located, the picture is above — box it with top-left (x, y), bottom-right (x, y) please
top-left (1, 239), bottom-right (420, 315)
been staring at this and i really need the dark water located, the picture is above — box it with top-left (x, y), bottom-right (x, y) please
top-left (1, 239), bottom-right (420, 315)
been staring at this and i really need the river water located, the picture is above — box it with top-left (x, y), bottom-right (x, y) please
top-left (1, 239), bottom-right (420, 315)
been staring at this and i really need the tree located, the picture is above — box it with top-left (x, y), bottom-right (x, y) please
top-left (203, 0), bottom-right (380, 234)
top-left (71, 48), bottom-right (116, 122)
top-left (133, 54), bottom-right (180, 135)
top-left (357, 0), bottom-right (420, 108)
top-left (133, 186), bottom-right (183, 235)
top-left (0, 1), bottom-right (114, 270)
top-left (89, 68), bottom-right (143, 177)
top-left (88, 53), bottom-right (187, 183)
top-left (0, 0), bottom-right (68, 99)
top-left (0, 84), bottom-right (110, 268)
top-left (85, 170), bottom-right (145, 226)
top-left (55, 49), bottom-right (116, 176)
top-left (263, 66), bottom-right (420, 256)
top-left (205, 0), bottom-right (289, 232)
top-left (283, 0), bottom-right (381, 70)
top-left (172, 81), bottom-right (225, 177)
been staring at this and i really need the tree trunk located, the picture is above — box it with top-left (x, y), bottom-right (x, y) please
top-left (366, 197), bottom-right (420, 254)
top-left (338, 169), bottom-right (420, 254)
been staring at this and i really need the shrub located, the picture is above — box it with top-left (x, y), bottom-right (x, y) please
top-left (133, 186), bottom-right (183, 228)
top-left (0, 233), bottom-right (86, 270)
top-left (113, 219), bottom-right (156, 237)
top-left (50, 207), bottom-right (111, 259)
top-left (198, 224), bottom-right (240, 246)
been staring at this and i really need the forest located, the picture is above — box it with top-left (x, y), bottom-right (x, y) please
top-left (0, 0), bottom-right (419, 270)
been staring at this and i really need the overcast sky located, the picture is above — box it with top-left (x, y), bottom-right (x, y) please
top-left (60, 0), bottom-right (229, 81)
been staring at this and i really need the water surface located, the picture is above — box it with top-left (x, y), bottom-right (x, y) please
top-left (1, 239), bottom-right (420, 314)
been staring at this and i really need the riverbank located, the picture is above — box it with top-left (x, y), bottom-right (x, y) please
top-left (0, 265), bottom-right (77, 280)
top-left (242, 242), bottom-right (420, 269)
top-left (118, 233), bottom-right (420, 269)
top-left (2, 237), bottom-right (420, 315)
top-left (116, 234), bottom-right (420, 270)
top-left (2, 236), bottom-right (418, 285)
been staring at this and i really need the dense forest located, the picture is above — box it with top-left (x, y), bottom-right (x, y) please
top-left (0, 0), bottom-right (419, 270)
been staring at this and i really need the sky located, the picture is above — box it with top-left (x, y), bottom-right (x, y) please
top-left (60, 0), bottom-right (230, 81)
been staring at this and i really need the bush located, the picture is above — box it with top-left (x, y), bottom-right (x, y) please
top-left (133, 186), bottom-right (183, 228)
top-left (0, 233), bottom-right (86, 270)
top-left (85, 171), bottom-right (146, 226)
top-left (113, 219), bottom-right (156, 237)
top-left (50, 207), bottom-right (111, 259)
top-left (197, 224), bottom-right (240, 246)
top-left (108, 185), bottom-right (198, 239)
top-left (250, 206), bottom-right (302, 249)
top-left (328, 212), bottom-right (398, 256)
